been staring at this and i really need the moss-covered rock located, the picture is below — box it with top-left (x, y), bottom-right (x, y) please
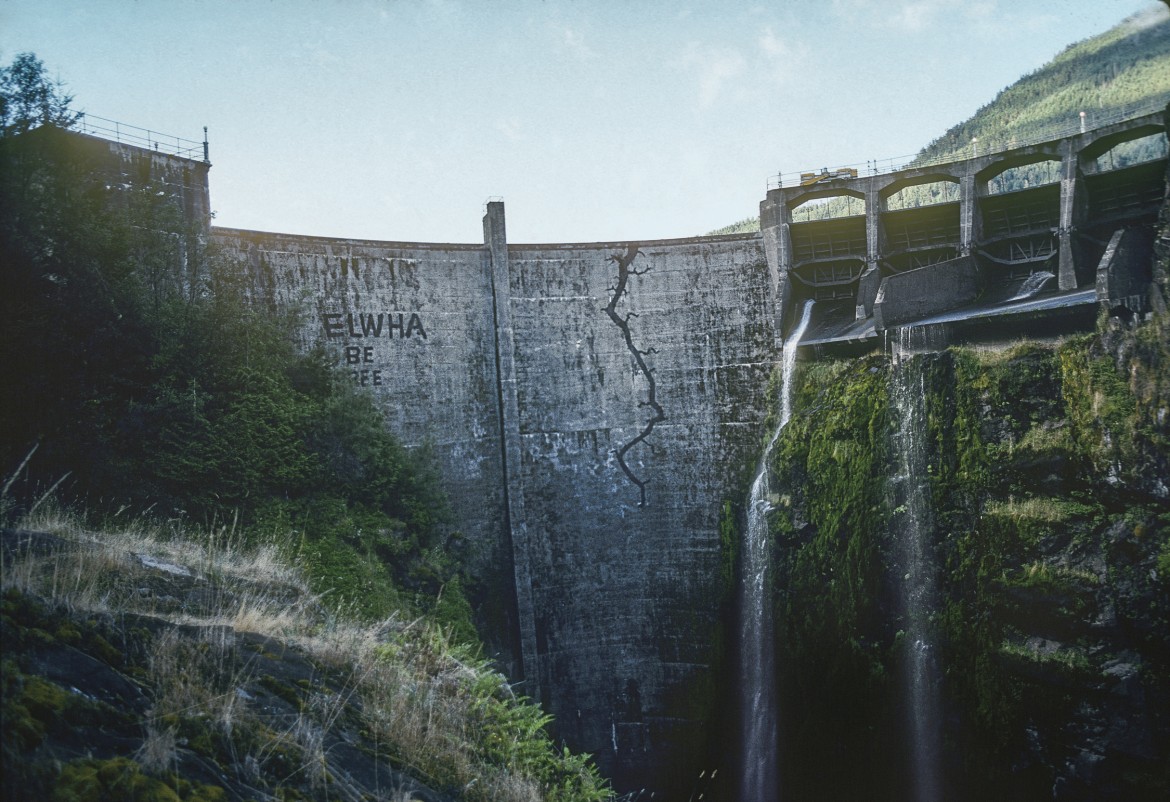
top-left (768, 335), bottom-right (1170, 800)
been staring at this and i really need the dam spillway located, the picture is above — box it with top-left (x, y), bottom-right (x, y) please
top-left (762, 107), bottom-right (1168, 357)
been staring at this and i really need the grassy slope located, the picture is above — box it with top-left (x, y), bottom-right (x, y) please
top-left (708, 8), bottom-right (1170, 235)
top-left (0, 506), bottom-right (611, 802)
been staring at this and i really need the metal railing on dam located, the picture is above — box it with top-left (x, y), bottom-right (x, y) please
top-left (73, 113), bottom-right (208, 162)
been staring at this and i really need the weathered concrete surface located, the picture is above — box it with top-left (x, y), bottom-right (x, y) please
top-left (46, 129), bottom-right (213, 227)
top-left (1096, 226), bottom-right (1155, 315)
top-left (873, 255), bottom-right (980, 331)
top-left (211, 223), bottom-right (776, 798)
top-left (760, 195), bottom-right (794, 341)
top-left (504, 235), bottom-right (773, 794)
top-left (100, 138), bottom-right (212, 225)
top-left (209, 228), bottom-right (520, 662)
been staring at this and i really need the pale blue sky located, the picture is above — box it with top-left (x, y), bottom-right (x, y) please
top-left (1, 0), bottom-right (1161, 242)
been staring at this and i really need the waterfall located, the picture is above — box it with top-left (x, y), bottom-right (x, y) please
top-left (737, 299), bottom-right (814, 802)
top-left (891, 328), bottom-right (943, 802)
top-left (1009, 270), bottom-right (1055, 301)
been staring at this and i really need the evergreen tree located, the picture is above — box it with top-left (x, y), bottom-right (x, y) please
top-left (0, 52), bottom-right (81, 137)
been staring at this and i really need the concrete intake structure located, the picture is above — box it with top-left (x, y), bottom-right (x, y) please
top-left (50, 105), bottom-right (1170, 798)
top-left (761, 108), bottom-right (1169, 354)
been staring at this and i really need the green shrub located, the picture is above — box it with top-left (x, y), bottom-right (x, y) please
top-left (1157, 536), bottom-right (1170, 582)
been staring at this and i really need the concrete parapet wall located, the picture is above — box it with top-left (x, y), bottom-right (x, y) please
top-left (873, 255), bottom-right (981, 331)
top-left (88, 133), bottom-right (212, 226)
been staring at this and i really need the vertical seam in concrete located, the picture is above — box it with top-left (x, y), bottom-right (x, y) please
top-left (483, 202), bottom-right (540, 704)
top-left (760, 195), bottom-right (792, 342)
top-left (1059, 139), bottom-right (1081, 291)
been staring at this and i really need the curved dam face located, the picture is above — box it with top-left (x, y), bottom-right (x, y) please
top-left (212, 210), bottom-right (779, 796)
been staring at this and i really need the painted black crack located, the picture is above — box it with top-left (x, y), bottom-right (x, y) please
top-left (603, 244), bottom-right (666, 507)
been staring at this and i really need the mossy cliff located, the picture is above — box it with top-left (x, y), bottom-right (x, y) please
top-left (765, 310), bottom-right (1170, 798)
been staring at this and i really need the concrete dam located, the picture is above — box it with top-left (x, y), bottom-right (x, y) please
top-left (213, 217), bottom-right (775, 794)
top-left (78, 105), bottom-right (1168, 797)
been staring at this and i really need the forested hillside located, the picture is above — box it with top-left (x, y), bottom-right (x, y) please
top-left (916, 5), bottom-right (1170, 164)
top-left (709, 6), bottom-right (1170, 235)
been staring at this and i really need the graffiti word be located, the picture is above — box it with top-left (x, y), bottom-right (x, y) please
top-left (347, 345), bottom-right (381, 385)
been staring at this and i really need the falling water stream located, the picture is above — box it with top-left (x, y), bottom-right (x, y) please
top-left (891, 328), bottom-right (943, 802)
top-left (738, 299), bottom-right (814, 802)
top-left (1009, 270), bottom-right (1056, 301)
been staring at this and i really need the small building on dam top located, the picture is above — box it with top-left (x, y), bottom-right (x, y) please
top-left (39, 103), bottom-right (1170, 796)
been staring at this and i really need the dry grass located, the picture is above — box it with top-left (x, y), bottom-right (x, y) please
top-left (19, 501), bottom-right (304, 589)
top-left (984, 496), bottom-right (1087, 525)
top-left (0, 500), bottom-right (608, 802)
top-left (1016, 559), bottom-right (1101, 586)
top-left (135, 721), bottom-right (178, 775)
